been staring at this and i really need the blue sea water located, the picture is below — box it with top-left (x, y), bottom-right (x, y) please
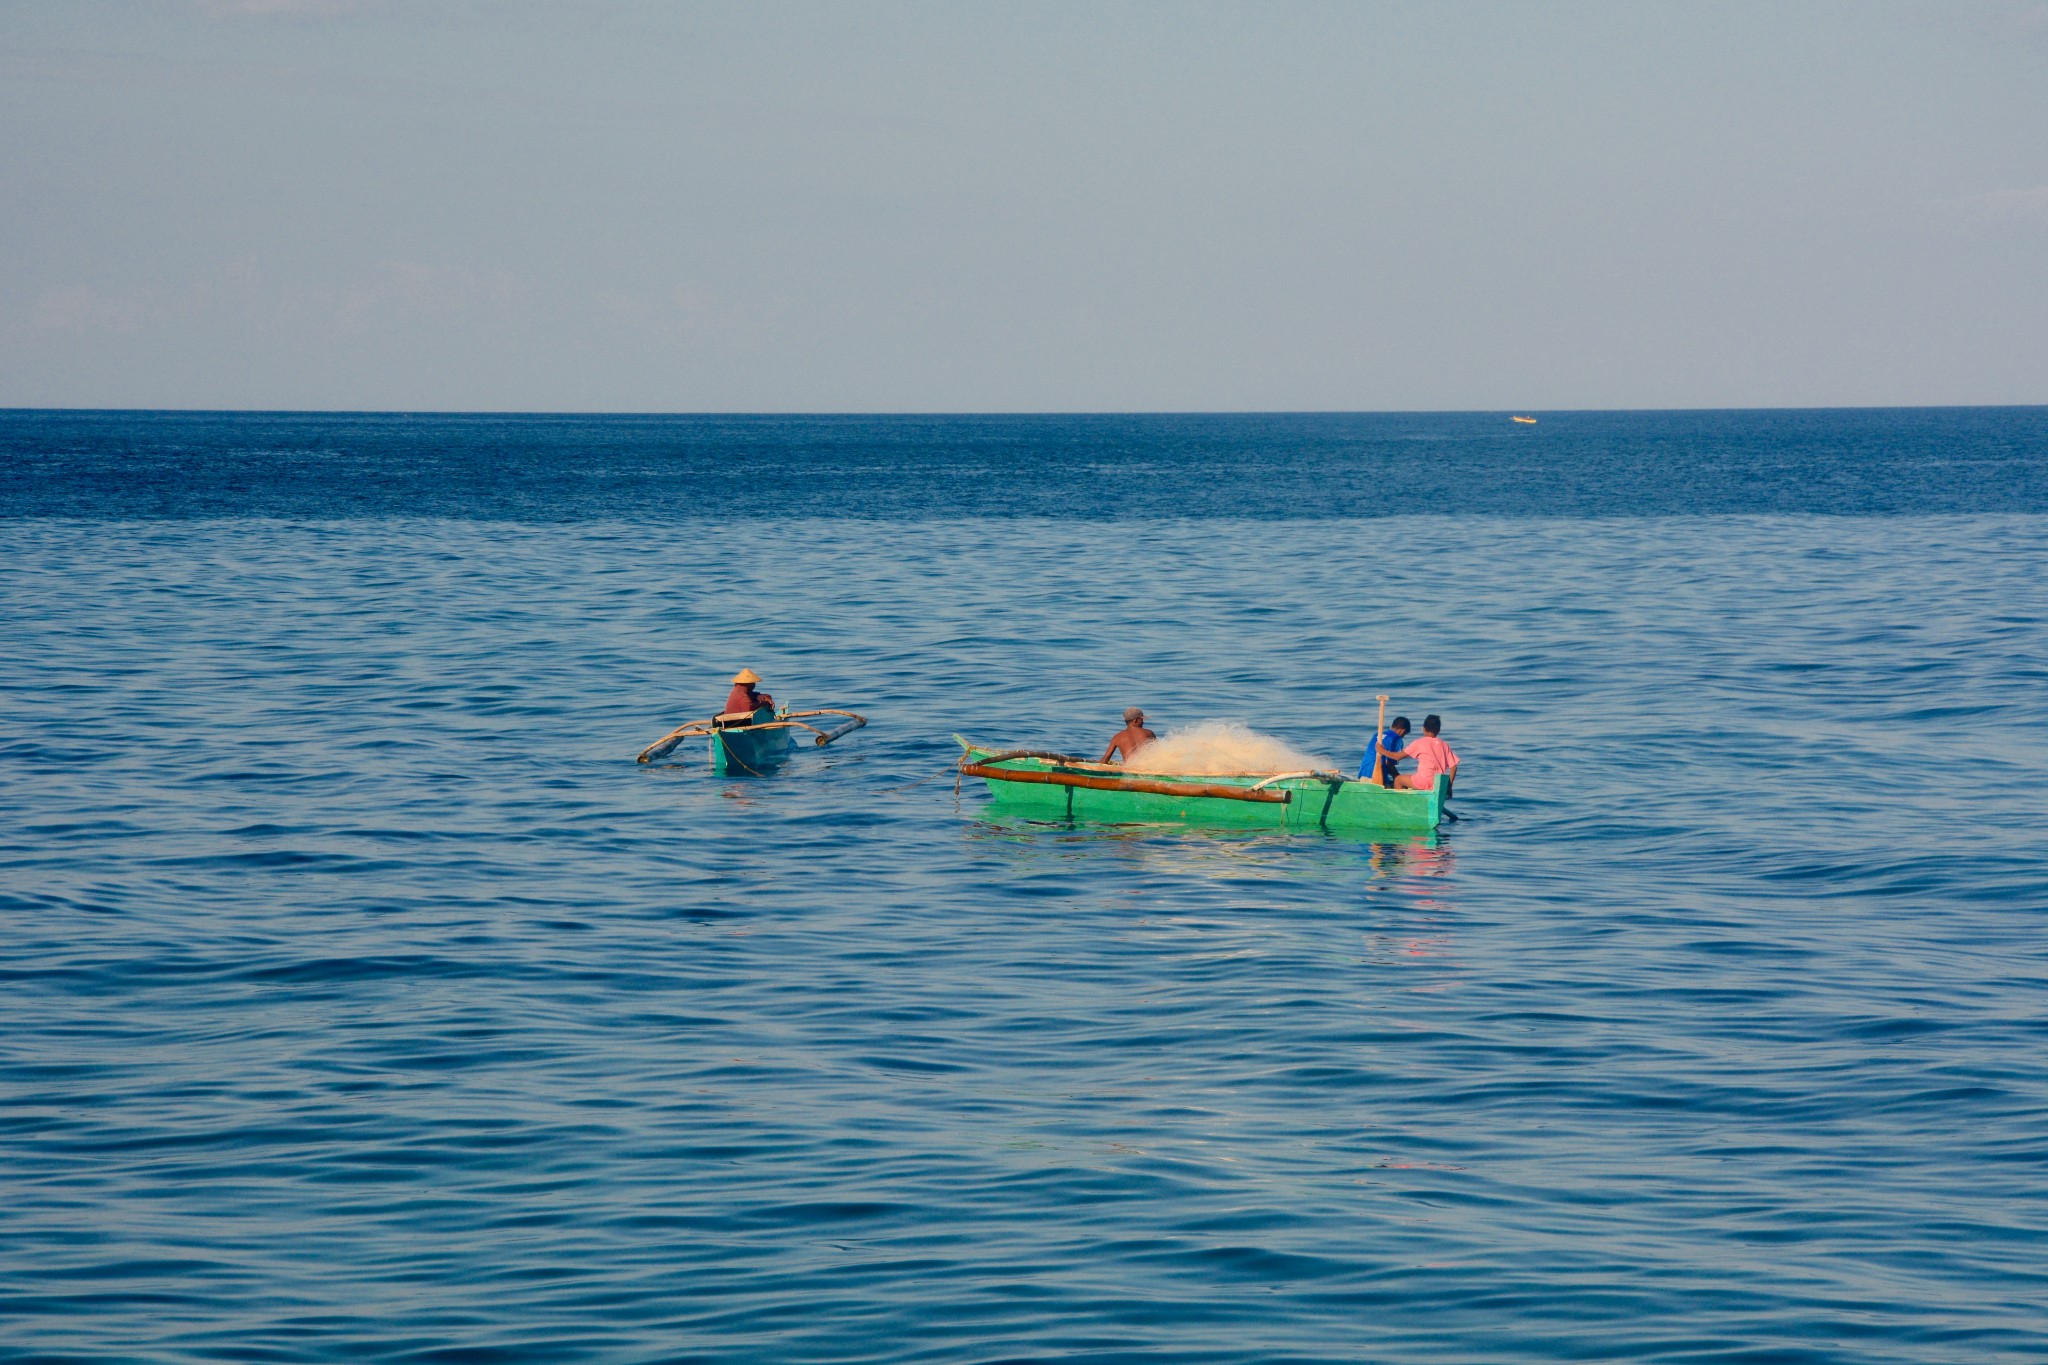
top-left (2, 409), bottom-right (2046, 1363)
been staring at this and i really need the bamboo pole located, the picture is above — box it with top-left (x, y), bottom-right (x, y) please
top-left (975, 748), bottom-right (1088, 766)
top-left (812, 716), bottom-right (867, 746)
top-left (958, 762), bottom-right (1291, 805)
top-left (637, 721), bottom-right (714, 763)
top-left (1250, 770), bottom-right (1336, 790)
top-left (744, 720), bottom-right (828, 738)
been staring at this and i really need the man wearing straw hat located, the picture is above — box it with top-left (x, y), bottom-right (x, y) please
top-left (724, 668), bottom-right (774, 717)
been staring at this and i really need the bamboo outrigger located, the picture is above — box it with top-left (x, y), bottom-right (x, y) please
top-left (638, 707), bottom-right (867, 774)
top-left (956, 737), bottom-right (1447, 833)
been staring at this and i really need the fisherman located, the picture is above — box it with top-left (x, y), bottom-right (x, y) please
top-left (1359, 715), bottom-right (1410, 787)
top-left (1393, 714), bottom-right (1458, 792)
top-left (723, 668), bottom-right (775, 717)
top-left (1100, 707), bottom-right (1157, 764)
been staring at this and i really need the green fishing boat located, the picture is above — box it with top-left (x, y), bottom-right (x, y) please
top-left (637, 707), bottom-right (868, 774)
top-left (956, 738), bottom-right (1447, 834)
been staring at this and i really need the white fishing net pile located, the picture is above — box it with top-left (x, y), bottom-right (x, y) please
top-left (1121, 720), bottom-right (1333, 776)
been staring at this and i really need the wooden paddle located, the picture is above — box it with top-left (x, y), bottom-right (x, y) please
top-left (1373, 694), bottom-right (1389, 784)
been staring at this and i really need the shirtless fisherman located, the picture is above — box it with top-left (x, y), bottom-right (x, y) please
top-left (1100, 707), bottom-right (1157, 764)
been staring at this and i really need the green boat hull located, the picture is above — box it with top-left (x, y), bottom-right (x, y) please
top-left (959, 741), bottom-right (1446, 834)
top-left (710, 711), bottom-right (797, 776)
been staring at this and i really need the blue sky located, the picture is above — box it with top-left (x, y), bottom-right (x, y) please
top-left (2, 0), bottom-right (2044, 411)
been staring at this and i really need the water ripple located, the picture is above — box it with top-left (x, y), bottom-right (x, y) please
top-left (1, 512), bottom-right (2045, 1362)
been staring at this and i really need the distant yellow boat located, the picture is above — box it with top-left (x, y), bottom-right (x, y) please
top-left (1511, 415), bottom-right (1537, 424)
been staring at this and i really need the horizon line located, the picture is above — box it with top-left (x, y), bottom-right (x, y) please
top-left (3, 403), bottom-right (2045, 419)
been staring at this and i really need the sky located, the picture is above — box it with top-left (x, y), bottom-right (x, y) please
top-left (1, 0), bottom-right (2044, 412)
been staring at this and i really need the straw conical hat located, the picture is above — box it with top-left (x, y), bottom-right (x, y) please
top-left (732, 668), bottom-right (761, 685)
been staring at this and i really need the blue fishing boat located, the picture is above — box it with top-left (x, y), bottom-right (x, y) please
top-left (706, 708), bottom-right (796, 775)
top-left (636, 705), bottom-right (867, 773)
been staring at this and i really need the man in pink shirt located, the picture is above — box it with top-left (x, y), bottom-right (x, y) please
top-left (1394, 714), bottom-right (1458, 793)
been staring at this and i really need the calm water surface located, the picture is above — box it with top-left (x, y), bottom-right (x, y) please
top-left (3, 412), bottom-right (2046, 1362)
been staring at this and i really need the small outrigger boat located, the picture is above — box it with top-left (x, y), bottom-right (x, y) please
top-left (956, 738), bottom-right (1448, 834)
top-left (637, 707), bottom-right (867, 775)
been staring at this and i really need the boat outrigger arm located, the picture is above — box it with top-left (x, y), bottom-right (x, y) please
top-left (636, 709), bottom-right (867, 764)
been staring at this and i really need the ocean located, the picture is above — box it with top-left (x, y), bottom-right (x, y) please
top-left (3, 409), bottom-right (2045, 1362)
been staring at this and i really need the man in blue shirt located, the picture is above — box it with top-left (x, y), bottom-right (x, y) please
top-left (1359, 715), bottom-right (1410, 786)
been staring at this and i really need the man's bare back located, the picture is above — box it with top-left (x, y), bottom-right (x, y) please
top-left (1101, 708), bottom-right (1157, 764)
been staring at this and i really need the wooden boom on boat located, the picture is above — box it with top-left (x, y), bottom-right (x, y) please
top-left (957, 758), bottom-right (1292, 804)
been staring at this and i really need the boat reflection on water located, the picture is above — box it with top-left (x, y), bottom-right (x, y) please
top-left (964, 815), bottom-right (1454, 886)
top-left (1366, 831), bottom-right (1456, 885)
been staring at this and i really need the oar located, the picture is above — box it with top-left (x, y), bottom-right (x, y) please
top-left (1372, 693), bottom-right (1389, 784)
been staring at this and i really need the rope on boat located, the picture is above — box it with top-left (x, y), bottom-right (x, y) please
top-left (715, 730), bottom-right (772, 778)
